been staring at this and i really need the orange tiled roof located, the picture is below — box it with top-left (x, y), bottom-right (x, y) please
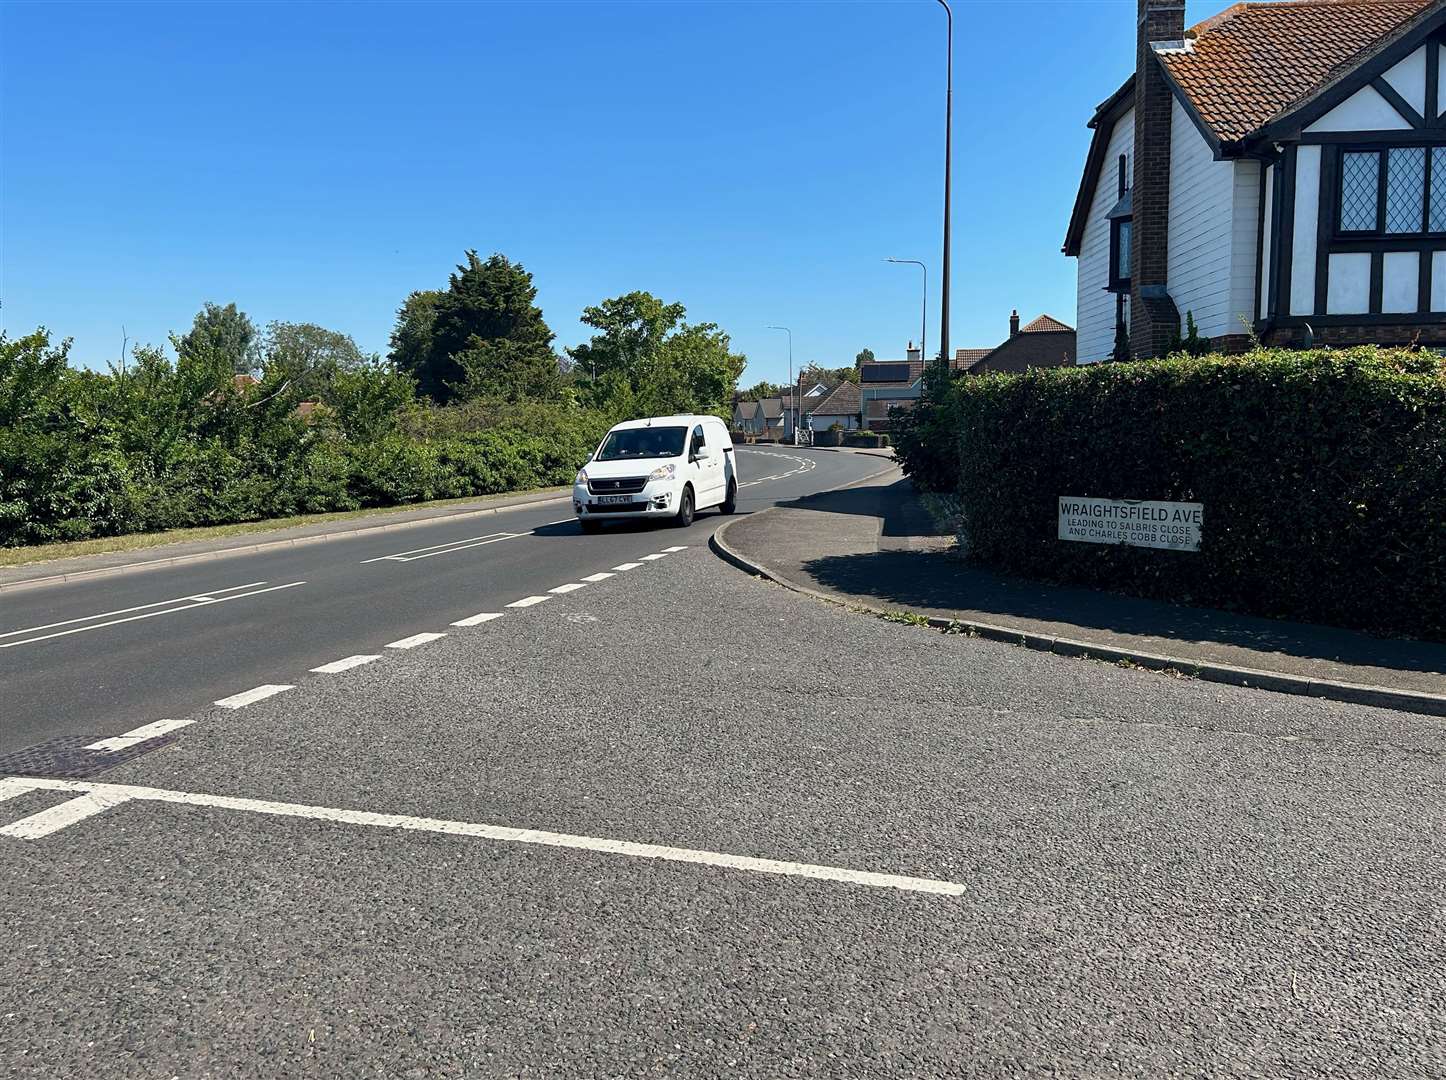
top-left (952, 348), bottom-right (992, 372)
top-left (1019, 314), bottom-right (1073, 334)
top-left (1158, 0), bottom-right (1437, 143)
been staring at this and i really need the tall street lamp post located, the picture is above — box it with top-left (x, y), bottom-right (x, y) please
top-left (936, 0), bottom-right (952, 375)
top-left (766, 325), bottom-right (796, 444)
top-left (884, 258), bottom-right (927, 361)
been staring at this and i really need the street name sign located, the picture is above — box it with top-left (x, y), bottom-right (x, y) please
top-left (1058, 497), bottom-right (1202, 552)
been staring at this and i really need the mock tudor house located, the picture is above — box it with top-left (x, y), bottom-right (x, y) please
top-left (1065, 0), bottom-right (1446, 363)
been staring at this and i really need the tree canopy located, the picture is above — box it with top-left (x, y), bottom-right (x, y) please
top-left (388, 251), bottom-right (558, 403)
top-left (177, 302), bottom-right (259, 375)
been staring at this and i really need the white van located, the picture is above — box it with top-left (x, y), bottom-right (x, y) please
top-left (573, 414), bottom-right (737, 531)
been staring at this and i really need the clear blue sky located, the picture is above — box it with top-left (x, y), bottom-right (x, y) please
top-left (2, 0), bottom-right (1233, 386)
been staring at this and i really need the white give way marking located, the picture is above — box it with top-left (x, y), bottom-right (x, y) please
top-left (0, 777), bottom-right (967, 897)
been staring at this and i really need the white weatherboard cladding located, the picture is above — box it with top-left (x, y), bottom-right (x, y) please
top-left (1382, 252), bottom-right (1419, 313)
top-left (1383, 46), bottom-right (1427, 115)
top-left (1165, 97), bottom-right (1259, 338)
top-left (1305, 84), bottom-right (1413, 132)
top-left (1075, 107), bottom-right (1133, 363)
top-left (1434, 251), bottom-right (1446, 309)
top-left (1259, 164), bottom-right (1275, 320)
top-left (1290, 147), bottom-right (1321, 315)
top-left (1327, 253), bottom-right (1372, 314)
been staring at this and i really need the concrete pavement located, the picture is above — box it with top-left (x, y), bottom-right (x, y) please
top-left (3, 534), bottom-right (1445, 1077)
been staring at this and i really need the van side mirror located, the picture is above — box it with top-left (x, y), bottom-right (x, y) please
top-left (693, 445), bottom-right (713, 461)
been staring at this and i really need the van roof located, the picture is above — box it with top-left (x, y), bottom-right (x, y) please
top-left (609, 414), bottom-right (722, 431)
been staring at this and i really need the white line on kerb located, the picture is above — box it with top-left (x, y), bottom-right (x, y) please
top-left (0, 581), bottom-right (306, 650)
top-left (214, 684), bottom-right (295, 709)
top-left (611, 563), bottom-right (642, 572)
top-left (548, 582), bottom-right (587, 594)
top-left (311, 654), bottom-right (381, 674)
top-left (385, 632), bottom-right (447, 650)
top-left (0, 777), bottom-right (969, 896)
top-left (451, 612), bottom-right (503, 627)
top-left (507, 595), bottom-right (549, 608)
top-left (641, 553), bottom-right (669, 561)
top-left (580, 572), bottom-right (614, 583)
top-left (85, 717), bottom-right (195, 753)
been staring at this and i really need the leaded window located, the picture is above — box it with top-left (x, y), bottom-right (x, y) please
top-left (1340, 152), bottom-right (1380, 231)
top-left (1338, 144), bottom-right (1446, 236)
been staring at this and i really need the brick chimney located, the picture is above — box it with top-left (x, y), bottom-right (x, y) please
top-left (1008, 310), bottom-right (1020, 338)
top-left (906, 341), bottom-right (922, 362)
top-left (1130, 0), bottom-right (1184, 359)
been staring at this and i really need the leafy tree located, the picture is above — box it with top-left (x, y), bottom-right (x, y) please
top-left (389, 251), bottom-right (557, 403)
top-left (0, 328), bottom-right (71, 427)
top-left (569, 291), bottom-right (745, 417)
top-left (177, 302), bottom-right (260, 375)
top-left (799, 362), bottom-right (858, 386)
top-left (330, 360), bottom-right (416, 442)
top-left (739, 380), bottom-right (784, 401)
top-left (856, 348), bottom-right (875, 366)
top-left (260, 321), bottom-right (370, 400)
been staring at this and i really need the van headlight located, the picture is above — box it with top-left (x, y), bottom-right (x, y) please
top-left (647, 464), bottom-right (676, 481)
top-left (575, 469), bottom-right (588, 486)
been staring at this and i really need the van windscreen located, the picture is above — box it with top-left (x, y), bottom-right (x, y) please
top-left (596, 426), bottom-right (688, 461)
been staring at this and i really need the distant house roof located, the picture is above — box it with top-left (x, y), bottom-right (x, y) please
top-left (758, 397), bottom-right (783, 420)
top-left (952, 348), bottom-right (992, 373)
top-left (808, 381), bottom-right (861, 416)
top-left (1018, 314), bottom-right (1073, 334)
top-left (233, 373), bottom-right (260, 391)
top-left (858, 359), bottom-right (925, 389)
top-left (781, 384), bottom-right (830, 407)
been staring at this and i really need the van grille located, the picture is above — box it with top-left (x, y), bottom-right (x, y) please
top-left (588, 476), bottom-right (648, 495)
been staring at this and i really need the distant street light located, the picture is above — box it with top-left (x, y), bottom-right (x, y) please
top-left (884, 258), bottom-right (927, 362)
top-left (766, 325), bottom-right (796, 445)
top-left (936, 0), bottom-right (952, 374)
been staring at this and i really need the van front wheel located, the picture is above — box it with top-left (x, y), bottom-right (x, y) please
top-left (674, 486), bottom-right (695, 528)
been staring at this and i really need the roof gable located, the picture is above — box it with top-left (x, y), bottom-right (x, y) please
top-left (808, 381), bottom-right (861, 415)
top-left (1019, 314), bottom-right (1073, 334)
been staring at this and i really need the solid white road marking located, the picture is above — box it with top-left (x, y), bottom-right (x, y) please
top-left (548, 582), bottom-right (587, 594)
top-left (0, 778), bottom-right (36, 804)
top-left (0, 582), bottom-right (306, 650)
top-left (543, 518), bottom-right (576, 526)
top-left (641, 553), bottom-right (669, 561)
top-left (507, 595), bottom-right (549, 608)
top-left (311, 654), bottom-right (382, 674)
top-left (580, 572), bottom-right (614, 583)
top-left (0, 777), bottom-right (968, 895)
top-left (385, 632), bottom-right (447, 650)
top-left (450, 612), bottom-right (504, 628)
top-left (0, 581), bottom-right (269, 641)
top-left (214, 684), bottom-right (295, 709)
top-left (611, 563), bottom-right (642, 572)
top-left (0, 790), bottom-right (133, 839)
top-left (663, 546), bottom-right (689, 553)
top-left (84, 717), bottom-right (195, 753)
top-left (361, 532), bottom-right (520, 564)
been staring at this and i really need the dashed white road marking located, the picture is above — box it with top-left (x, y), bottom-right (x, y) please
top-left (215, 684), bottom-right (295, 709)
top-left (85, 717), bottom-right (195, 753)
top-left (548, 582), bottom-right (587, 594)
top-left (662, 546), bottom-right (689, 553)
top-left (641, 553), bottom-right (669, 561)
top-left (611, 563), bottom-right (642, 572)
top-left (581, 572), bottom-right (614, 583)
top-left (0, 790), bottom-right (133, 840)
top-left (0, 581), bottom-right (306, 650)
top-left (451, 612), bottom-right (504, 627)
top-left (361, 532), bottom-right (519, 564)
top-left (507, 595), bottom-right (550, 608)
top-left (0, 778), bottom-right (37, 804)
top-left (0, 777), bottom-right (968, 896)
top-left (311, 654), bottom-right (381, 674)
top-left (385, 632), bottom-right (447, 650)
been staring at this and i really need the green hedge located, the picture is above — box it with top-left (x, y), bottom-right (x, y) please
top-left (924, 347), bottom-right (1446, 639)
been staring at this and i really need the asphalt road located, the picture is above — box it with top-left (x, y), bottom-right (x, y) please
top-left (0, 446), bottom-right (882, 756)
top-left (3, 445), bottom-right (1444, 1078)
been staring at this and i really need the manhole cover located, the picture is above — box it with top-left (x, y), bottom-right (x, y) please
top-left (0, 733), bottom-right (180, 779)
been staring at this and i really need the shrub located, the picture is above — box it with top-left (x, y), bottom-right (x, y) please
top-left (940, 347), bottom-right (1446, 639)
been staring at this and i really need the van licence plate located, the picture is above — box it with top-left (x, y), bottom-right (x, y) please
top-left (597, 495), bottom-right (632, 505)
